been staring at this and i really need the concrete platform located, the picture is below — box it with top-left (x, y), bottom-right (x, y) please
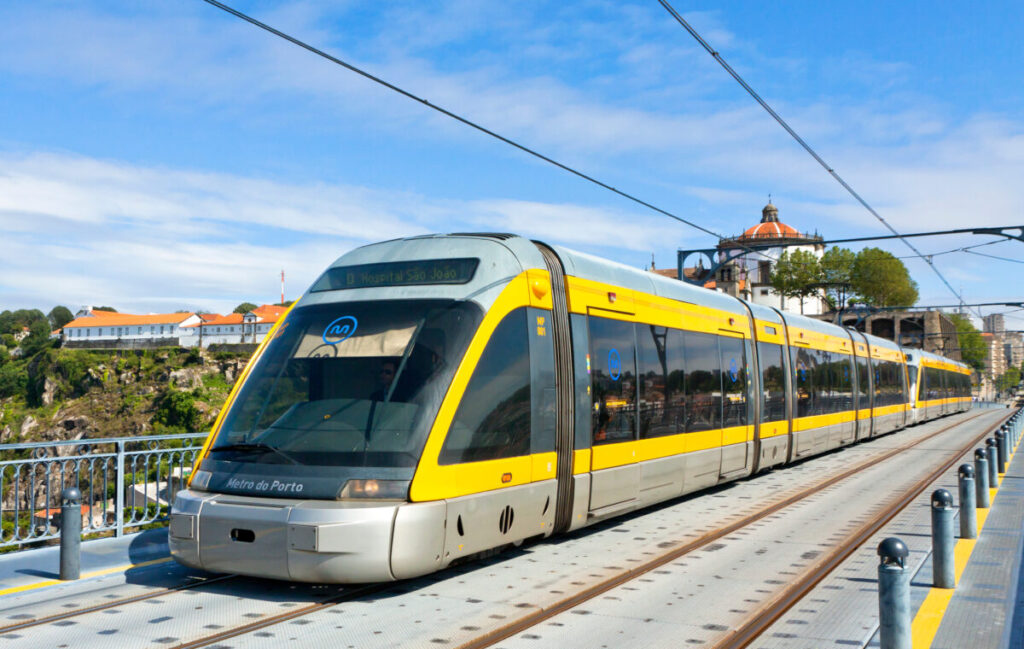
top-left (0, 528), bottom-right (175, 597)
top-left (929, 421), bottom-right (1024, 648)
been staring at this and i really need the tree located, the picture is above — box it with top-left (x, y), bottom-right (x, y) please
top-left (19, 320), bottom-right (55, 358)
top-left (769, 249), bottom-right (822, 314)
top-left (819, 247), bottom-right (856, 309)
top-left (94, 306), bottom-right (118, 313)
top-left (947, 313), bottom-right (986, 371)
top-left (850, 248), bottom-right (918, 307)
top-left (996, 367), bottom-right (1022, 394)
top-left (233, 302), bottom-right (258, 314)
top-left (48, 306), bottom-right (74, 329)
top-left (0, 309), bottom-right (46, 335)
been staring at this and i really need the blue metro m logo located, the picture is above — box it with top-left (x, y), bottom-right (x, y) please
top-left (323, 316), bottom-right (358, 345)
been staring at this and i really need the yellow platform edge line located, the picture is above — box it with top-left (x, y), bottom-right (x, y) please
top-left (911, 422), bottom-right (1016, 648)
top-left (0, 556), bottom-right (172, 597)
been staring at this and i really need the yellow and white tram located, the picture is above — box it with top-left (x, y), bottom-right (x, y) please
top-left (169, 233), bottom-right (972, 582)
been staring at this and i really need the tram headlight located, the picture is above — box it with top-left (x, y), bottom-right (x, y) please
top-left (338, 479), bottom-right (410, 500)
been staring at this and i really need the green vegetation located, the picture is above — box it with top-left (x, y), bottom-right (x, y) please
top-left (153, 390), bottom-right (203, 433)
top-left (233, 302), bottom-right (258, 314)
top-left (0, 336), bottom-right (249, 445)
top-left (770, 246), bottom-right (919, 310)
top-left (947, 313), bottom-right (987, 372)
top-left (47, 306), bottom-right (74, 329)
top-left (769, 249), bottom-right (822, 314)
top-left (996, 366), bottom-right (1022, 394)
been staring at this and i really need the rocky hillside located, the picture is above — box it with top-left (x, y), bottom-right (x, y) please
top-left (0, 347), bottom-right (251, 446)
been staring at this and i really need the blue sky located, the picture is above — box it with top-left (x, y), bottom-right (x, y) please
top-left (0, 1), bottom-right (1022, 327)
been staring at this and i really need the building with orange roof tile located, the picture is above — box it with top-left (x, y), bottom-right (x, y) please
top-left (670, 202), bottom-right (828, 315)
top-left (61, 307), bottom-right (201, 348)
top-left (180, 304), bottom-right (286, 348)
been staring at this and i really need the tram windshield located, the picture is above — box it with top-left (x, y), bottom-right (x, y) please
top-left (209, 300), bottom-right (482, 468)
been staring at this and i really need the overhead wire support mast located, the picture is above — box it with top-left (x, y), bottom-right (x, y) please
top-left (655, 0), bottom-right (976, 314)
top-left (200, 0), bottom-right (777, 266)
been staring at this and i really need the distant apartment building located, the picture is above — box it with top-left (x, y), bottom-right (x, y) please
top-left (983, 313), bottom-right (1006, 334)
top-left (181, 304), bottom-right (286, 348)
top-left (61, 309), bottom-right (201, 348)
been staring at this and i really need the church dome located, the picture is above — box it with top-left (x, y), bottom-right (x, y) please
top-left (739, 201), bottom-right (800, 240)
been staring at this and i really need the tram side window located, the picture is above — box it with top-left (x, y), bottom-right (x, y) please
top-left (917, 366), bottom-right (927, 402)
top-left (638, 325), bottom-right (684, 439)
top-left (791, 346), bottom-right (815, 419)
top-left (719, 336), bottom-right (748, 428)
top-left (872, 359), bottom-right (883, 407)
top-left (590, 317), bottom-right (637, 445)
top-left (757, 342), bottom-right (787, 423)
top-left (440, 309), bottom-right (531, 464)
top-left (856, 355), bottom-right (871, 409)
top-left (812, 348), bottom-right (831, 416)
top-left (926, 367), bottom-right (940, 401)
top-left (876, 361), bottom-right (892, 407)
top-left (833, 352), bottom-right (854, 412)
top-left (684, 331), bottom-right (722, 432)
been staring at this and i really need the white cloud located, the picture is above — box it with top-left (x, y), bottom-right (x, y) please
top-left (0, 151), bottom-right (672, 313)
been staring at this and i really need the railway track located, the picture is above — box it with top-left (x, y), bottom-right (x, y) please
top-left (0, 573), bottom-right (239, 634)
top-left (1, 409), bottom-right (1003, 648)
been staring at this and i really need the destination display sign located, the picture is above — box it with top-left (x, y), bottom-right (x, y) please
top-left (311, 258), bottom-right (479, 292)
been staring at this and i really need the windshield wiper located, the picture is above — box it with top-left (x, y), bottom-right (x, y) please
top-left (209, 442), bottom-right (302, 465)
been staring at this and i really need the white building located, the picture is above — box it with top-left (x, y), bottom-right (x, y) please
top-left (61, 308), bottom-right (201, 347)
top-left (709, 202), bottom-right (828, 315)
top-left (180, 304), bottom-right (286, 348)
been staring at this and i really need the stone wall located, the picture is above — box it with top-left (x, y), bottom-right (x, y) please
top-left (62, 338), bottom-right (181, 350)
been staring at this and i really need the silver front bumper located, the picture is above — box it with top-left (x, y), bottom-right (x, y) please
top-left (170, 490), bottom-right (446, 583)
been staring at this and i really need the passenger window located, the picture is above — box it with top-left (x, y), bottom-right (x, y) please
top-left (814, 349), bottom-right (832, 415)
top-left (638, 325), bottom-right (684, 438)
top-left (684, 331), bottom-right (721, 432)
top-left (791, 346), bottom-right (814, 418)
top-left (440, 309), bottom-right (531, 464)
top-left (839, 354), bottom-right (854, 411)
top-left (857, 355), bottom-right (871, 409)
top-left (757, 342), bottom-right (786, 423)
top-left (589, 317), bottom-right (637, 445)
top-left (719, 336), bottom-right (748, 428)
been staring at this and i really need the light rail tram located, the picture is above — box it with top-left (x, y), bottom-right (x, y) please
top-left (170, 233), bottom-right (972, 582)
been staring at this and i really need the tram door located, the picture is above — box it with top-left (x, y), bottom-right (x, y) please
top-left (586, 313), bottom-right (641, 513)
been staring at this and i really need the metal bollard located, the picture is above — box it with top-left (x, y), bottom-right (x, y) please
top-left (996, 430), bottom-right (1007, 474)
top-left (878, 537), bottom-right (911, 649)
top-left (59, 487), bottom-right (82, 581)
top-left (958, 464), bottom-right (977, 539)
top-left (931, 489), bottom-right (956, 588)
top-left (986, 438), bottom-right (998, 488)
top-left (975, 449), bottom-right (990, 509)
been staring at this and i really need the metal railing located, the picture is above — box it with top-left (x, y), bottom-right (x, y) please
top-left (0, 433), bottom-right (207, 550)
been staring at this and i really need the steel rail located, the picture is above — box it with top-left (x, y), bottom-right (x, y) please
top-left (711, 409), bottom-right (1014, 649)
top-left (0, 573), bottom-right (239, 634)
top-left (167, 582), bottom-right (392, 649)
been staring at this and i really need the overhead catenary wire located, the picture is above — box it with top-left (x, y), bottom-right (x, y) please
top-left (896, 238), bottom-right (1008, 261)
top-left (655, 0), bottom-right (978, 316)
top-left (200, 0), bottom-right (783, 267)
top-left (963, 249), bottom-right (1024, 265)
